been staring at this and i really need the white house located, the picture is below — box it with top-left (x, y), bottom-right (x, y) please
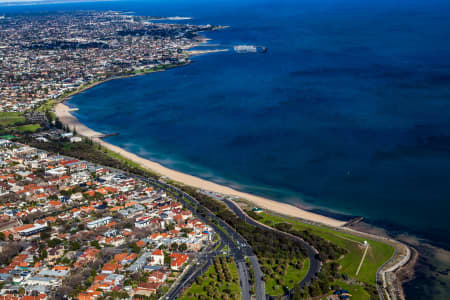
top-left (150, 249), bottom-right (164, 265)
top-left (70, 136), bottom-right (83, 143)
top-left (87, 216), bottom-right (113, 229)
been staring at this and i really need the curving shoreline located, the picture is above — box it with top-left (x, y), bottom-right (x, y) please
top-left (53, 70), bottom-right (414, 300)
top-left (54, 101), bottom-right (345, 228)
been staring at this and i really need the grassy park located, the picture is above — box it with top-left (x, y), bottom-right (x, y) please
top-left (256, 212), bottom-right (394, 286)
top-left (264, 258), bottom-right (310, 296)
top-left (16, 124), bottom-right (41, 133)
top-left (0, 112), bottom-right (25, 127)
top-left (0, 112), bottom-right (41, 135)
top-left (327, 281), bottom-right (371, 300)
top-left (180, 255), bottom-right (241, 300)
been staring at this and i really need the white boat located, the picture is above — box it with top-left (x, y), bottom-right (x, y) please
top-left (233, 45), bottom-right (257, 53)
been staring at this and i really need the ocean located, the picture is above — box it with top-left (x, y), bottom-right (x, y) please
top-left (2, 0), bottom-right (450, 298)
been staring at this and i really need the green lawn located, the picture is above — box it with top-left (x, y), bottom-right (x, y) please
top-left (264, 258), bottom-right (310, 296)
top-left (0, 112), bottom-right (42, 134)
top-left (180, 256), bottom-right (241, 300)
top-left (0, 112), bottom-right (25, 127)
top-left (331, 281), bottom-right (371, 300)
top-left (36, 99), bottom-right (57, 113)
top-left (258, 212), bottom-right (394, 286)
top-left (16, 124), bottom-right (40, 133)
top-left (298, 258), bottom-right (310, 283)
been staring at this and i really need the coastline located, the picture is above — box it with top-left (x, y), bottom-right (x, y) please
top-left (55, 101), bottom-right (345, 228)
top-left (54, 99), bottom-right (415, 300)
top-left (52, 59), bottom-right (414, 300)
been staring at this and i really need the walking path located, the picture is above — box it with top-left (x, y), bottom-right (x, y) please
top-left (355, 244), bottom-right (369, 276)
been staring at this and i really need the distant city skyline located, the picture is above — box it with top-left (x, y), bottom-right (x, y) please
top-left (0, 0), bottom-right (114, 6)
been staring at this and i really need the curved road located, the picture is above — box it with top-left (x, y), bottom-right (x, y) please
top-left (221, 198), bottom-right (322, 289)
top-left (137, 177), bottom-right (263, 300)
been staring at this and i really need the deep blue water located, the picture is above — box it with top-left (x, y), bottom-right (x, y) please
top-left (2, 0), bottom-right (450, 298)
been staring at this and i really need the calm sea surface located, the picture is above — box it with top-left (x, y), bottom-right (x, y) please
top-left (2, 0), bottom-right (450, 298)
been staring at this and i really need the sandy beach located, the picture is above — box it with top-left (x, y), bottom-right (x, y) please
top-left (54, 102), bottom-right (345, 227)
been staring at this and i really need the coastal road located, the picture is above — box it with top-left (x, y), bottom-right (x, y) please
top-left (137, 176), bottom-right (256, 299)
top-left (165, 257), bottom-right (213, 300)
top-left (221, 197), bottom-right (322, 289)
top-left (237, 260), bottom-right (251, 300)
top-left (249, 255), bottom-right (265, 300)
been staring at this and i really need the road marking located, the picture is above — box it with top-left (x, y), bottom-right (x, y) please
top-left (355, 244), bottom-right (369, 276)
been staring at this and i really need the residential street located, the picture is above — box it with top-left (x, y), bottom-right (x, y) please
top-left (137, 177), bottom-right (263, 299)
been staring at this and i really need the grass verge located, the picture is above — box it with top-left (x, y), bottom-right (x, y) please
top-left (257, 212), bottom-right (394, 286)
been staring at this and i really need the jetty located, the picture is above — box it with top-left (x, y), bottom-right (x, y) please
top-left (92, 132), bottom-right (120, 138)
top-left (343, 216), bottom-right (364, 227)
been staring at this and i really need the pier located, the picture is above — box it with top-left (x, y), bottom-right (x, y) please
top-left (343, 216), bottom-right (364, 227)
top-left (92, 132), bottom-right (120, 138)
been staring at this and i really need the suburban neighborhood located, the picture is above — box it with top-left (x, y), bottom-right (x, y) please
top-left (0, 11), bottom-right (219, 112)
top-left (0, 139), bottom-right (216, 299)
top-left (0, 8), bottom-right (414, 300)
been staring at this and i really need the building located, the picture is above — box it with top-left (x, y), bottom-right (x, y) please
top-left (87, 217), bottom-right (113, 229)
top-left (70, 136), bottom-right (83, 143)
top-left (18, 224), bottom-right (48, 237)
top-left (151, 249), bottom-right (164, 265)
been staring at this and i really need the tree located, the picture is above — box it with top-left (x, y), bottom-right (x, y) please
top-left (164, 254), bottom-right (171, 265)
top-left (179, 243), bottom-right (187, 252)
top-left (170, 243), bottom-right (178, 251)
top-left (39, 248), bottom-right (47, 260)
top-left (91, 240), bottom-right (101, 249)
top-left (40, 230), bottom-right (51, 240)
top-left (48, 238), bottom-right (62, 248)
top-left (0, 242), bottom-right (22, 265)
top-left (130, 242), bottom-right (141, 254)
top-left (69, 240), bottom-right (81, 251)
top-left (18, 287), bottom-right (25, 296)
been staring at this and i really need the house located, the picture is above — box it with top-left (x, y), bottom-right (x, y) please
top-left (148, 270), bottom-right (168, 283)
top-left (25, 276), bottom-right (61, 286)
top-left (71, 192), bottom-right (83, 202)
top-left (105, 274), bottom-right (124, 286)
top-left (151, 249), bottom-right (164, 265)
top-left (101, 263), bottom-right (122, 274)
top-left (77, 248), bottom-right (100, 264)
top-left (134, 282), bottom-right (161, 297)
top-left (127, 252), bottom-right (151, 273)
top-left (169, 253), bottom-right (189, 271)
top-left (70, 136), bottom-right (82, 143)
top-left (87, 217), bottom-right (112, 229)
top-left (173, 214), bottom-right (183, 225)
top-left (135, 216), bottom-right (152, 228)
top-left (136, 240), bottom-right (146, 248)
top-left (17, 224), bottom-right (47, 237)
top-left (61, 132), bottom-right (73, 138)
